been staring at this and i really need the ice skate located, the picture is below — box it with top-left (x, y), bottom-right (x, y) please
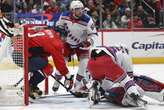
top-left (72, 79), bottom-right (89, 98)
top-left (52, 80), bottom-right (60, 92)
top-left (29, 86), bottom-right (43, 99)
top-left (52, 74), bottom-right (62, 92)
top-left (72, 86), bottom-right (89, 98)
top-left (17, 86), bottom-right (42, 100)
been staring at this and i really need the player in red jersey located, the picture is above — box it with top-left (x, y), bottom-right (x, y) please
top-left (12, 27), bottom-right (74, 99)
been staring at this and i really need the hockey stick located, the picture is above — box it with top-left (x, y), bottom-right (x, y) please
top-left (51, 75), bottom-right (77, 96)
top-left (4, 77), bottom-right (23, 89)
top-left (13, 77), bottom-right (23, 87)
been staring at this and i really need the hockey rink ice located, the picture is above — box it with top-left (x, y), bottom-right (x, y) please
top-left (0, 64), bottom-right (164, 110)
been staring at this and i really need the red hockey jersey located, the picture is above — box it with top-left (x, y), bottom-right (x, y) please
top-left (28, 29), bottom-right (69, 76)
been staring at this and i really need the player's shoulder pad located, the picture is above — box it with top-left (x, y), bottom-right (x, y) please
top-left (80, 13), bottom-right (91, 23)
top-left (61, 11), bottom-right (71, 17)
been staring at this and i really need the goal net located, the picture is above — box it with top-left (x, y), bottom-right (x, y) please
top-left (0, 25), bottom-right (28, 105)
top-left (0, 24), bottom-right (48, 105)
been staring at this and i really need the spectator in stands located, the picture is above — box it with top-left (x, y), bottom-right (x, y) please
top-left (31, 4), bottom-right (39, 14)
top-left (60, 0), bottom-right (70, 11)
top-left (146, 14), bottom-right (156, 28)
top-left (118, 1), bottom-right (129, 17)
top-left (161, 0), bottom-right (163, 8)
top-left (3, 0), bottom-right (162, 29)
top-left (103, 13), bottom-right (118, 29)
top-left (128, 14), bottom-right (143, 28)
top-left (44, 5), bottom-right (54, 14)
top-left (52, 3), bottom-right (62, 14)
top-left (145, 0), bottom-right (161, 26)
top-left (16, 0), bottom-right (27, 13)
top-left (91, 10), bottom-right (100, 29)
top-left (85, 0), bottom-right (98, 16)
top-left (121, 7), bottom-right (131, 28)
top-left (136, 5), bottom-right (148, 28)
top-left (112, 9), bottom-right (121, 28)
top-left (86, 0), bottom-right (97, 11)
top-left (108, 1), bottom-right (119, 16)
top-left (102, 1), bottom-right (120, 28)
top-left (0, 0), bottom-right (13, 12)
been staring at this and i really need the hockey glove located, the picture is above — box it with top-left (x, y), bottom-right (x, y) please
top-left (79, 40), bottom-right (91, 50)
top-left (54, 26), bottom-right (68, 38)
top-left (88, 80), bottom-right (101, 105)
top-left (64, 73), bottom-right (74, 91)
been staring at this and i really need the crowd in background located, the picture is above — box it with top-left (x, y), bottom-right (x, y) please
top-left (0, 0), bottom-right (163, 29)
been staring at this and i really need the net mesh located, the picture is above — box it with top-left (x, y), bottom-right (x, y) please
top-left (0, 27), bottom-right (25, 105)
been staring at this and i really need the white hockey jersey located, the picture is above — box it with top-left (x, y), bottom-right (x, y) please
top-left (56, 11), bottom-right (97, 46)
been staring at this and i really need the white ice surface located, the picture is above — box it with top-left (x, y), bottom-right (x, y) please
top-left (0, 64), bottom-right (164, 110)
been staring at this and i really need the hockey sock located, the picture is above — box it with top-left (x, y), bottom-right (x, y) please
top-left (53, 70), bottom-right (62, 80)
top-left (29, 71), bottom-right (45, 87)
top-left (74, 74), bottom-right (84, 88)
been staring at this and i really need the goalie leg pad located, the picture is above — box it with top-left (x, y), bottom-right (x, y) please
top-left (105, 87), bottom-right (125, 105)
top-left (134, 75), bottom-right (164, 92)
top-left (134, 75), bottom-right (164, 101)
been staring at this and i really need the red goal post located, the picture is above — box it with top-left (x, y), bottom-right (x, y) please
top-left (24, 24), bottom-right (49, 105)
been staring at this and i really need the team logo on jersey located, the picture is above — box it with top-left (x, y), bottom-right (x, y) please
top-left (90, 23), bottom-right (95, 30)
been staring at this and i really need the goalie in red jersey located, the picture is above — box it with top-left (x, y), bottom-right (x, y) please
top-left (12, 26), bottom-right (73, 99)
top-left (87, 45), bottom-right (164, 106)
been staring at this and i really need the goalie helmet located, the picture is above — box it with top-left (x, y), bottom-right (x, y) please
top-left (90, 46), bottom-right (115, 60)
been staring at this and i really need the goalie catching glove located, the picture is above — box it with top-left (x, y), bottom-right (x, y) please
top-left (64, 73), bottom-right (74, 91)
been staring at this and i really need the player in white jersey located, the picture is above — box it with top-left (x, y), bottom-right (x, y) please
top-left (87, 45), bottom-right (164, 106)
top-left (52, 0), bottom-right (98, 97)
